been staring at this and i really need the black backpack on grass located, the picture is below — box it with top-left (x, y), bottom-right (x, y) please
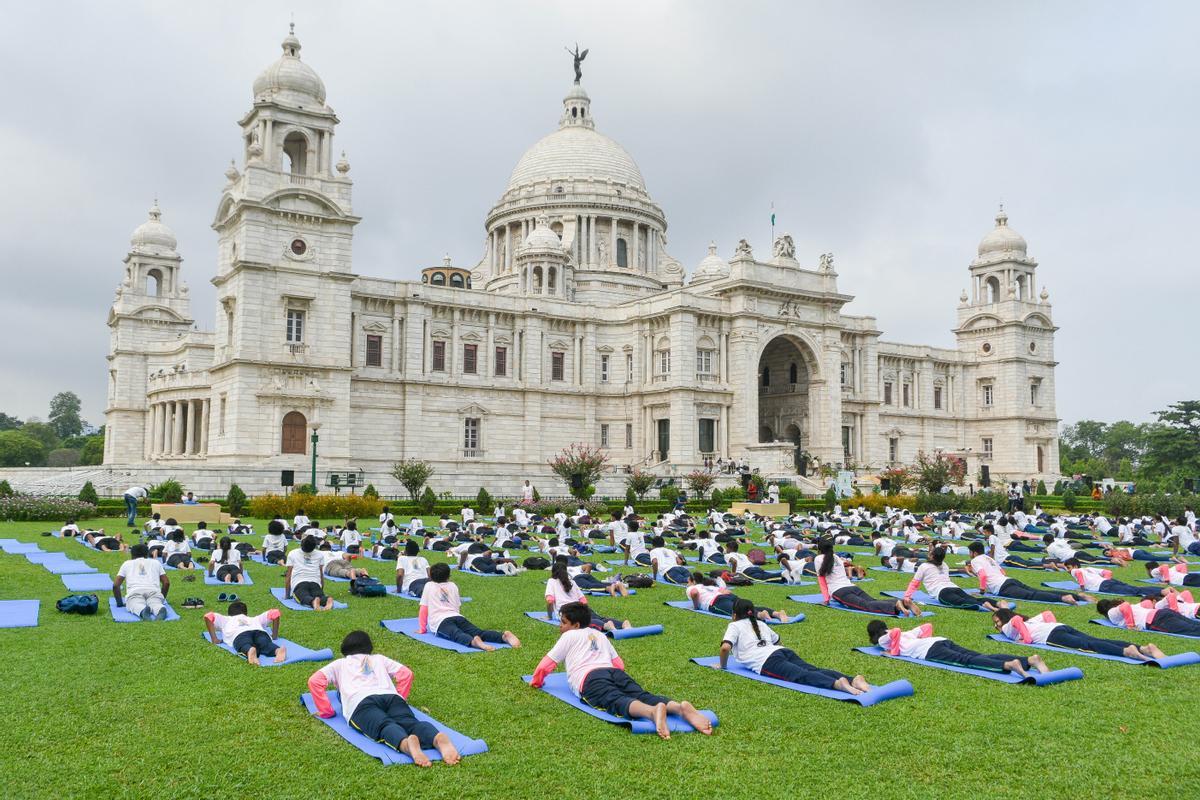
top-left (56, 594), bottom-right (99, 615)
top-left (522, 556), bottom-right (550, 570)
top-left (349, 576), bottom-right (386, 597)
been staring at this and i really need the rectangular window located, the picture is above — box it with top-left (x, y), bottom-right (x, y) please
top-left (551, 351), bottom-right (565, 381)
top-left (285, 309), bottom-right (305, 343)
top-left (225, 309), bottom-right (234, 346)
top-left (983, 437), bottom-right (993, 459)
top-left (658, 349), bottom-right (671, 374)
top-left (902, 383), bottom-right (911, 407)
top-left (494, 346), bottom-right (507, 377)
top-left (889, 437), bottom-right (898, 463)
top-left (432, 340), bottom-right (446, 372)
top-left (365, 334), bottom-right (383, 367)
top-left (219, 395), bottom-right (227, 435)
top-left (626, 353), bottom-right (634, 382)
top-left (600, 354), bottom-right (610, 383)
top-left (982, 384), bottom-right (994, 407)
top-left (463, 343), bottom-right (477, 375)
top-left (600, 423), bottom-right (610, 447)
top-left (883, 382), bottom-right (893, 405)
top-left (933, 386), bottom-right (943, 410)
top-left (840, 362), bottom-right (847, 386)
top-left (699, 418), bottom-right (716, 453)
top-left (696, 349), bottom-right (713, 374)
top-left (625, 422), bottom-right (633, 449)
top-left (842, 425), bottom-right (852, 460)
top-left (463, 418), bottom-right (480, 457)
top-left (1030, 382), bottom-right (1039, 405)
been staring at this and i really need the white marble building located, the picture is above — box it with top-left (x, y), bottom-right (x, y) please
top-left (103, 29), bottom-right (1060, 495)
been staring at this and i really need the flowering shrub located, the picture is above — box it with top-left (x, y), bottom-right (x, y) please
top-left (0, 494), bottom-right (98, 521)
top-left (248, 493), bottom-right (384, 521)
top-left (684, 471), bottom-right (716, 496)
top-left (548, 443), bottom-right (610, 499)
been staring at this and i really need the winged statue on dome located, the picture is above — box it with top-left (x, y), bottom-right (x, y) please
top-left (566, 44), bottom-right (588, 83)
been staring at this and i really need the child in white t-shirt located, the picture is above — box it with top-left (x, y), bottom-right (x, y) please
top-left (204, 600), bottom-right (286, 664)
top-left (113, 544), bottom-right (170, 620)
top-left (545, 561), bottom-right (631, 632)
top-left (417, 563), bottom-right (520, 651)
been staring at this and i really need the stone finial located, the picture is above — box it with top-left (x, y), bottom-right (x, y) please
top-left (442, 254), bottom-right (452, 267)
top-left (225, 159), bottom-right (240, 184)
top-left (1040, 287), bottom-right (1049, 302)
top-left (959, 289), bottom-right (968, 304)
top-left (336, 151), bottom-right (350, 174)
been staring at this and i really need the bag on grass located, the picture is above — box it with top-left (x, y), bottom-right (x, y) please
top-left (522, 556), bottom-right (550, 570)
top-left (349, 576), bottom-right (386, 597)
top-left (625, 575), bottom-right (654, 589)
top-left (56, 594), bottom-right (99, 615)
top-left (747, 548), bottom-right (767, 566)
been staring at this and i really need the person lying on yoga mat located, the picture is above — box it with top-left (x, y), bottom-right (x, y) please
top-left (712, 598), bottom-right (870, 695)
top-left (545, 559), bottom-right (631, 632)
top-left (162, 529), bottom-right (195, 570)
top-left (567, 561), bottom-right (630, 597)
top-left (1061, 560), bottom-right (1164, 599)
top-left (649, 537), bottom-right (689, 584)
top-left (530, 602), bottom-right (712, 739)
top-left (1042, 535), bottom-right (1106, 565)
top-left (966, 541), bottom-right (1093, 604)
top-left (84, 529), bottom-right (126, 552)
top-left (866, 619), bottom-right (1049, 678)
top-left (1149, 589), bottom-right (1199, 619)
top-left (204, 600), bottom-right (286, 665)
top-left (308, 630), bottom-right (460, 767)
top-left (722, 542), bottom-right (782, 583)
top-left (685, 573), bottom-right (792, 622)
top-left (991, 608), bottom-right (1165, 661)
top-left (208, 537), bottom-right (246, 584)
top-left (418, 563), bottom-right (521, 651)
top-left (681, 531), bottom-right (726, 565)
top-left (113, 544), bottom-right (171, 621)
top-left (453, 543), bottom-right (522, 575)
top-left (904, 546), bottom-right (1011, 612)
top-left (261, 520), bottom-right (288, 565)
top-left (777, 553), bottom-right (815, 585)
top-left (982, 523), bottom-right (1045, 570)
top-left (60, 520), bottom-right (81, 537)
top-left (879, 555), bottom-right (921, 573)
top-left (1097, 598), bottom-right (1200, 636)
top-left (192, 523), bottom-right (216, 551)
top-left (285, 536), bottom-right (335, 611)
top-left (395, 540), bottom-right (431, 598)
top-left (1146, 562), bottom-right (1200, 587)
top-left (323, 549), bottom-right (370, 582)
top-left (815, 538), bottom-right (921, 616)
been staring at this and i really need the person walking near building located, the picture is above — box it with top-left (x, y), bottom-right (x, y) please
top-left (124, 485), bottom-right (149, 527)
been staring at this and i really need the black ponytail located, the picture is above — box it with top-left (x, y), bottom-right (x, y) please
top-left (732, 597), bottom-right (763, 644)
top-left (217, 536), bottom-right (232, 564)
top-left (930, 546), bottom-right (946, 567)
top-left (551, 559), bottom-right (573, 594)
top-left (817, 537), bottom-right (835, 577)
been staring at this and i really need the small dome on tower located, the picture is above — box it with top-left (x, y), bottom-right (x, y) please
top-left (252, 24), bottom-right (327, 108)
top-left (692, 241), bottom-right (730, 282)
top-left (130, 202), bottom-right (177, 254)
top-left (978, 207), bottom-right (1027, 258)
top-left (523, 215), bottom-right (564, 252)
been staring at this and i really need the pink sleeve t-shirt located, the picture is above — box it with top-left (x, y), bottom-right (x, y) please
top-left (544, 578), bottom-right (585, 614)
top-left (546, 627), bottom-right (620, 695)
top-left (419, 580), bottom-right (462, 633)
top-left (318, 653), bottom-right (408, 721)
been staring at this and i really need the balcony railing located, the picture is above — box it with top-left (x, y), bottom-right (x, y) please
top-left (463, 448), bottom-right (483, 458)
top-left (695, 373), bottom-right (720, 383)
top-left (759, 383), bottom-right (804, 396)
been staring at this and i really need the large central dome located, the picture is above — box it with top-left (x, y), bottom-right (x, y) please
top-left (507, 125), bottom-right (646, 192)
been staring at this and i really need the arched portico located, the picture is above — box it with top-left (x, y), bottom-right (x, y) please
top-left (755, 334), bottom-right (820, 472)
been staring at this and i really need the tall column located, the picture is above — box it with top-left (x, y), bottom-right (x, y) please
top-left (164, 403), bottom-right (175, 456)
top-left (484, 314), bottom-right (494, 379)
top-left (521, 218), bottom-right (528, 244)
top-left (173, 400), bottom-right (185, 455)
top-left (451, 308), bottom-right (460, 377)
top-left (610, 218), bottom-right (618, 267)
top-left (504, 225), bottom-right (511, 272)
top-left (392, 317), bottom-right (401, 372)
top-left (489, 229), bottom-right (496, 272)
top-left (588, 216), bottom-right (596, 265)
top-left (184, 399), bottom-right (196, 455)
top-left (199, 399), bottom-right (210, 456)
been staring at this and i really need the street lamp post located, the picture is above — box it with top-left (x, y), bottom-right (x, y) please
top-left (309, 422), bottom-right (321, 491)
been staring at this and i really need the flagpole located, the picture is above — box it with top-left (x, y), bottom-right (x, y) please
top-left (770, 201), bottom-right (775, 251)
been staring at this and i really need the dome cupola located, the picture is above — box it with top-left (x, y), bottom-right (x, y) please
top-left (130, 201), bottom-right (177, 254)
top-left (977, 206), bottom-right (1027, 258)
top-left (252, 24), bottom-right (327, 108)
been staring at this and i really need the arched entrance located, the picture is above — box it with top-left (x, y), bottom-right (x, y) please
top-left (785, 423), bottom-right (804, 474)
top-left (757, 335), bottom-right (816, 466)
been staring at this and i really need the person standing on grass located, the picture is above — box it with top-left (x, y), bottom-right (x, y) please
top-left (123, 485), bottom-right (149, 527)
top-left (522, 480), bottom-right (535, 503)
top-left (113, 543), bottom-right (171, 620)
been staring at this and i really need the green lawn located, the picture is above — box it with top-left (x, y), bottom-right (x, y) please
top-left (1, 517), bottom-right (1196, 800)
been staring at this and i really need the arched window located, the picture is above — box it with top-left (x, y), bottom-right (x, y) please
top-left (146, 268), bottom-right (163, 297)
top-left (985, 276), bottom-right (1000, 303)
top-left (281, 411), bottom-right (307, 455)
top-left (616, 238), bottom-right (628, 267)
top-left (431, 272), bottom-right (446, 286)
top-left (789, 362), bottom-right (798, 384)
top-left (450, 273), bottom-right (464, 288)
top-left (761, 366), bottom-right (771, 387)
top-left (1016, 274), bottom-right (1027, 300)
top-left (759, 425), bottom-right (774, 443)
top-left (533, 266), bottom-right (543, 293)
top-left (282, 131), bottom-right (309, 175)
top-left (547, 267), bottom-right (557, 292)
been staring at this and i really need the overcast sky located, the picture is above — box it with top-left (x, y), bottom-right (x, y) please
top-left (1, 1), bottom-right (1196, 429)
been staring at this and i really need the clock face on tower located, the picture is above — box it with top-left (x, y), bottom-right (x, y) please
top-left (290, 238), bottom-right (307, 256)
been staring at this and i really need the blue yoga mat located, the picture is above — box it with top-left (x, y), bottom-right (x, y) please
top-left (108, 597), bottom-right (180, 622)
top-left (269, 587), bottom-right (348, 611)
top-left (202, 632), bottom-right (333, 665)
top-left (523, 611), bottom-right (663, 640)
top-left (39, 557), bottom-right (98, 575)
top-left (61, 573), bottom-right (113, 591)
top-left (204, 569), bottom-right (254, 586)
top-left (688, 656), bottom-right (914, 706)
top-left (380, 617), bottom-right (510, 653)
top-left (0, 599), bottom-right (39, 627)
top-left (852, 645), bottom-right (1084, 685)
top-left (301, 691), bottom-right (489, 765)
top-left (1042, 580), bottom-right (1133, 597)
top-left (1137, 579), bottom-right (1171, 585)
top-left (662, 600), bottom-right (804, 624)
top-left (523, 672), bottom-right (718, 735)
top-left (449, 566), bottom-right (511, 577)
top-left (385, 586), bottom-right (471, 602)
top-left (788, 593), bottom-right (934, 618)
top-left (25, 551), bottom-right (73, 564)
top-left (985, 633), bottom-right (1200, 669)
top-left (0, 539), bottom-right (43, 554)
top-left (1089, 618), bottom-right (1200, 639)
top-left (880, 590), bottom-right (1012, 611)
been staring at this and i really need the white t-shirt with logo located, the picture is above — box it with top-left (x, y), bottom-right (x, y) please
top-left (420, 580), bottom-right (464, 633)
top-left (286, 548), bottom-right (325, 586)
top-left (118, 557), bottom-right (164, 593)
top-left (721, 618), bottom-right (782, 673)
top-left (546, 627), bottom-right (619, 695)
top-left (395, 555), bottom-right (430, 592)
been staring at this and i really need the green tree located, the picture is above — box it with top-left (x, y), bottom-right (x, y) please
top-left (0, 431), bottom-right (46, 466)
top-left (624, 469), bottom-right (655, 500)
top-left (79, 435), bottom-right (105, 465)
top-left (1141, 401), bottom-right (1200, 483)
top-left (391, 459), bottom-right (435, 501)
top-left (548, 443), bottom-right (610, 499)
top-left (17, 421), bottom-right (59, 452)
top-left (0, 412), bottom-right (22, 431)
top-left (78, 481), bottom-right (99, 505)
top-left (227, 484), bottom-right (247, 515)
top-left (48, 392), bottom-right (84, 439)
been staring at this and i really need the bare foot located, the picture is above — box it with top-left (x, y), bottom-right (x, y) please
top-left (246, 647), bottom-right (259, 666)
top-left (776, 610), bottom-right (790, 623)
top-left (652, 703), bottom-right (671, 740)
top-left (1005, 658), bottom-right (1029, 678)
top-left (274, 647), bottom-right (287, 663)
top-left (1062, 595), bottom-right (1078, 605)
top-left (402, 735), bottom-right (432, 767)
top-left (851, 675), bottom-right (871, 693)
top-left (1029, 654), bottom-right (1049, 674)
top-left (1142, 644), bottom-right (1166, 659)
top-left (833, 677), bottom-right (862, 695)
top-left (622, 620), bottom-right (632, 629)
top-left (996, 600), bottom-right (1011, 609)
top-left (473, 636), bottom-right (496, 652)
top-left (502, 631), bottom-right (521, 648)
top-left (679, 701), bottom-right (713, 735)
top-left (1080, 594), bottom-right (1096, 603)
top-left (434, 732), bottom-right (460, 765)
top-left (323, 597), bottom-right (335, 611)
